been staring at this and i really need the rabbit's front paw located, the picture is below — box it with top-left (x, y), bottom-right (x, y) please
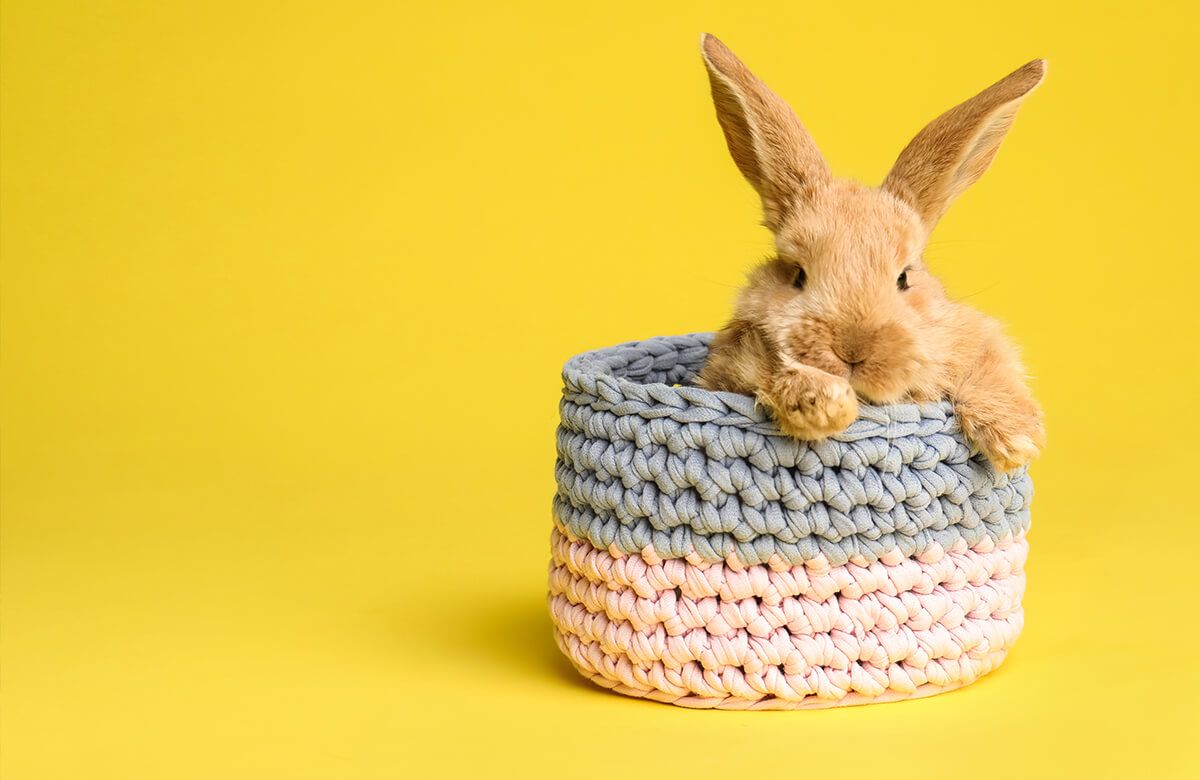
top-left (959, 406), bottom-right (1045, 472)
top-left (761, 369), bottom-right (858, 440)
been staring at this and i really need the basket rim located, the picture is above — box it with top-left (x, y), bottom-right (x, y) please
top-left (562, 332), bottom-right (957, 439)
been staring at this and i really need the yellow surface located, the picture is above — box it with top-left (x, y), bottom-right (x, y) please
top-left (3, 1), bottom-right (1199, 777)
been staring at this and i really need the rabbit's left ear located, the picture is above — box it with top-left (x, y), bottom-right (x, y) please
top-left (883, 60), bottom-right (1046, 230)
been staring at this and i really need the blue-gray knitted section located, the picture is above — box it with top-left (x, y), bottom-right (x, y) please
top-left (554, 333), bottom-right (1032, 566)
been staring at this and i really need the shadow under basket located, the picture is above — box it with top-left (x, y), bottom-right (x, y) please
top-left (550, 333), bottom-right (1033, 710)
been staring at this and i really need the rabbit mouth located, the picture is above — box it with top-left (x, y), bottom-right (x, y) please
top-left (848, 356), bottom-right (924, 404)
top-left (848, 371), bottom-right (893, 404)
top-left (832, 350), bottom-right (892, 401)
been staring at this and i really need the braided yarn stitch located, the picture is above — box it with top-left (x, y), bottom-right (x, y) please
top-left (550, 334), bottom-right (1033, 709)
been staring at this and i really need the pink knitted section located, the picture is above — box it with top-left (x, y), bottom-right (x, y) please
top-left (548, 527), bottom-right (1027, 709)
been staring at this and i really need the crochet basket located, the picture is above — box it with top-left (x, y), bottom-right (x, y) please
top-left (549, 333), bottom-right (1033, 710)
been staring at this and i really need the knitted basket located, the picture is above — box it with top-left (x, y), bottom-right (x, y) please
top-left (549, 333), bottom-right (1033, 710)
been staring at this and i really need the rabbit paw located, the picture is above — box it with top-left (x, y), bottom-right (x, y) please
top-left (761, 369), bottom-right (859, 440)
top-left (959, 407), bottom-right (1045, 472)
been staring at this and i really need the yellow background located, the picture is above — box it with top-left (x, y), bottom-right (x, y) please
top-left (4, 1), bottom-right (1198, 777)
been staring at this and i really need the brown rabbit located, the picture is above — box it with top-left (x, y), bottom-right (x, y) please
top-left (695, 34), bottom-right (1046, 471)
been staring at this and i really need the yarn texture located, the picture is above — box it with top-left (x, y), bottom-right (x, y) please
top-left (550, 334), bottom-right (1033, 709)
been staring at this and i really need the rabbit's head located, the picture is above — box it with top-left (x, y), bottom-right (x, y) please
top-left (701, 34), bottom-right (1044, 403)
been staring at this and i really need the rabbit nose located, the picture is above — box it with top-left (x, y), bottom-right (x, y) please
top-left (833, 344), bottom-right (864, 366)
top-left (833, 327), bottom-right (870, 365)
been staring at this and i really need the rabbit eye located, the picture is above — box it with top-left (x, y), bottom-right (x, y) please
top-left (793, 268), bottom-right (807, 290)
top-left (897, 270), bottom-right (910, 291)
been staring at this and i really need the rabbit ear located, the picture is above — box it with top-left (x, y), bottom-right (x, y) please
top-left (883, 60), bottom-right (1046, 230)
top-left (700, 34), bottom-right (831, 230)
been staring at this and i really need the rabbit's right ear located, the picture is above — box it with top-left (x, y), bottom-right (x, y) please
top-left (700, 34), bottom-right (831, 231)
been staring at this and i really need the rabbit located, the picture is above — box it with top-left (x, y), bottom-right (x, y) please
top-left (694, 34), bottom-right (1046, 471)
